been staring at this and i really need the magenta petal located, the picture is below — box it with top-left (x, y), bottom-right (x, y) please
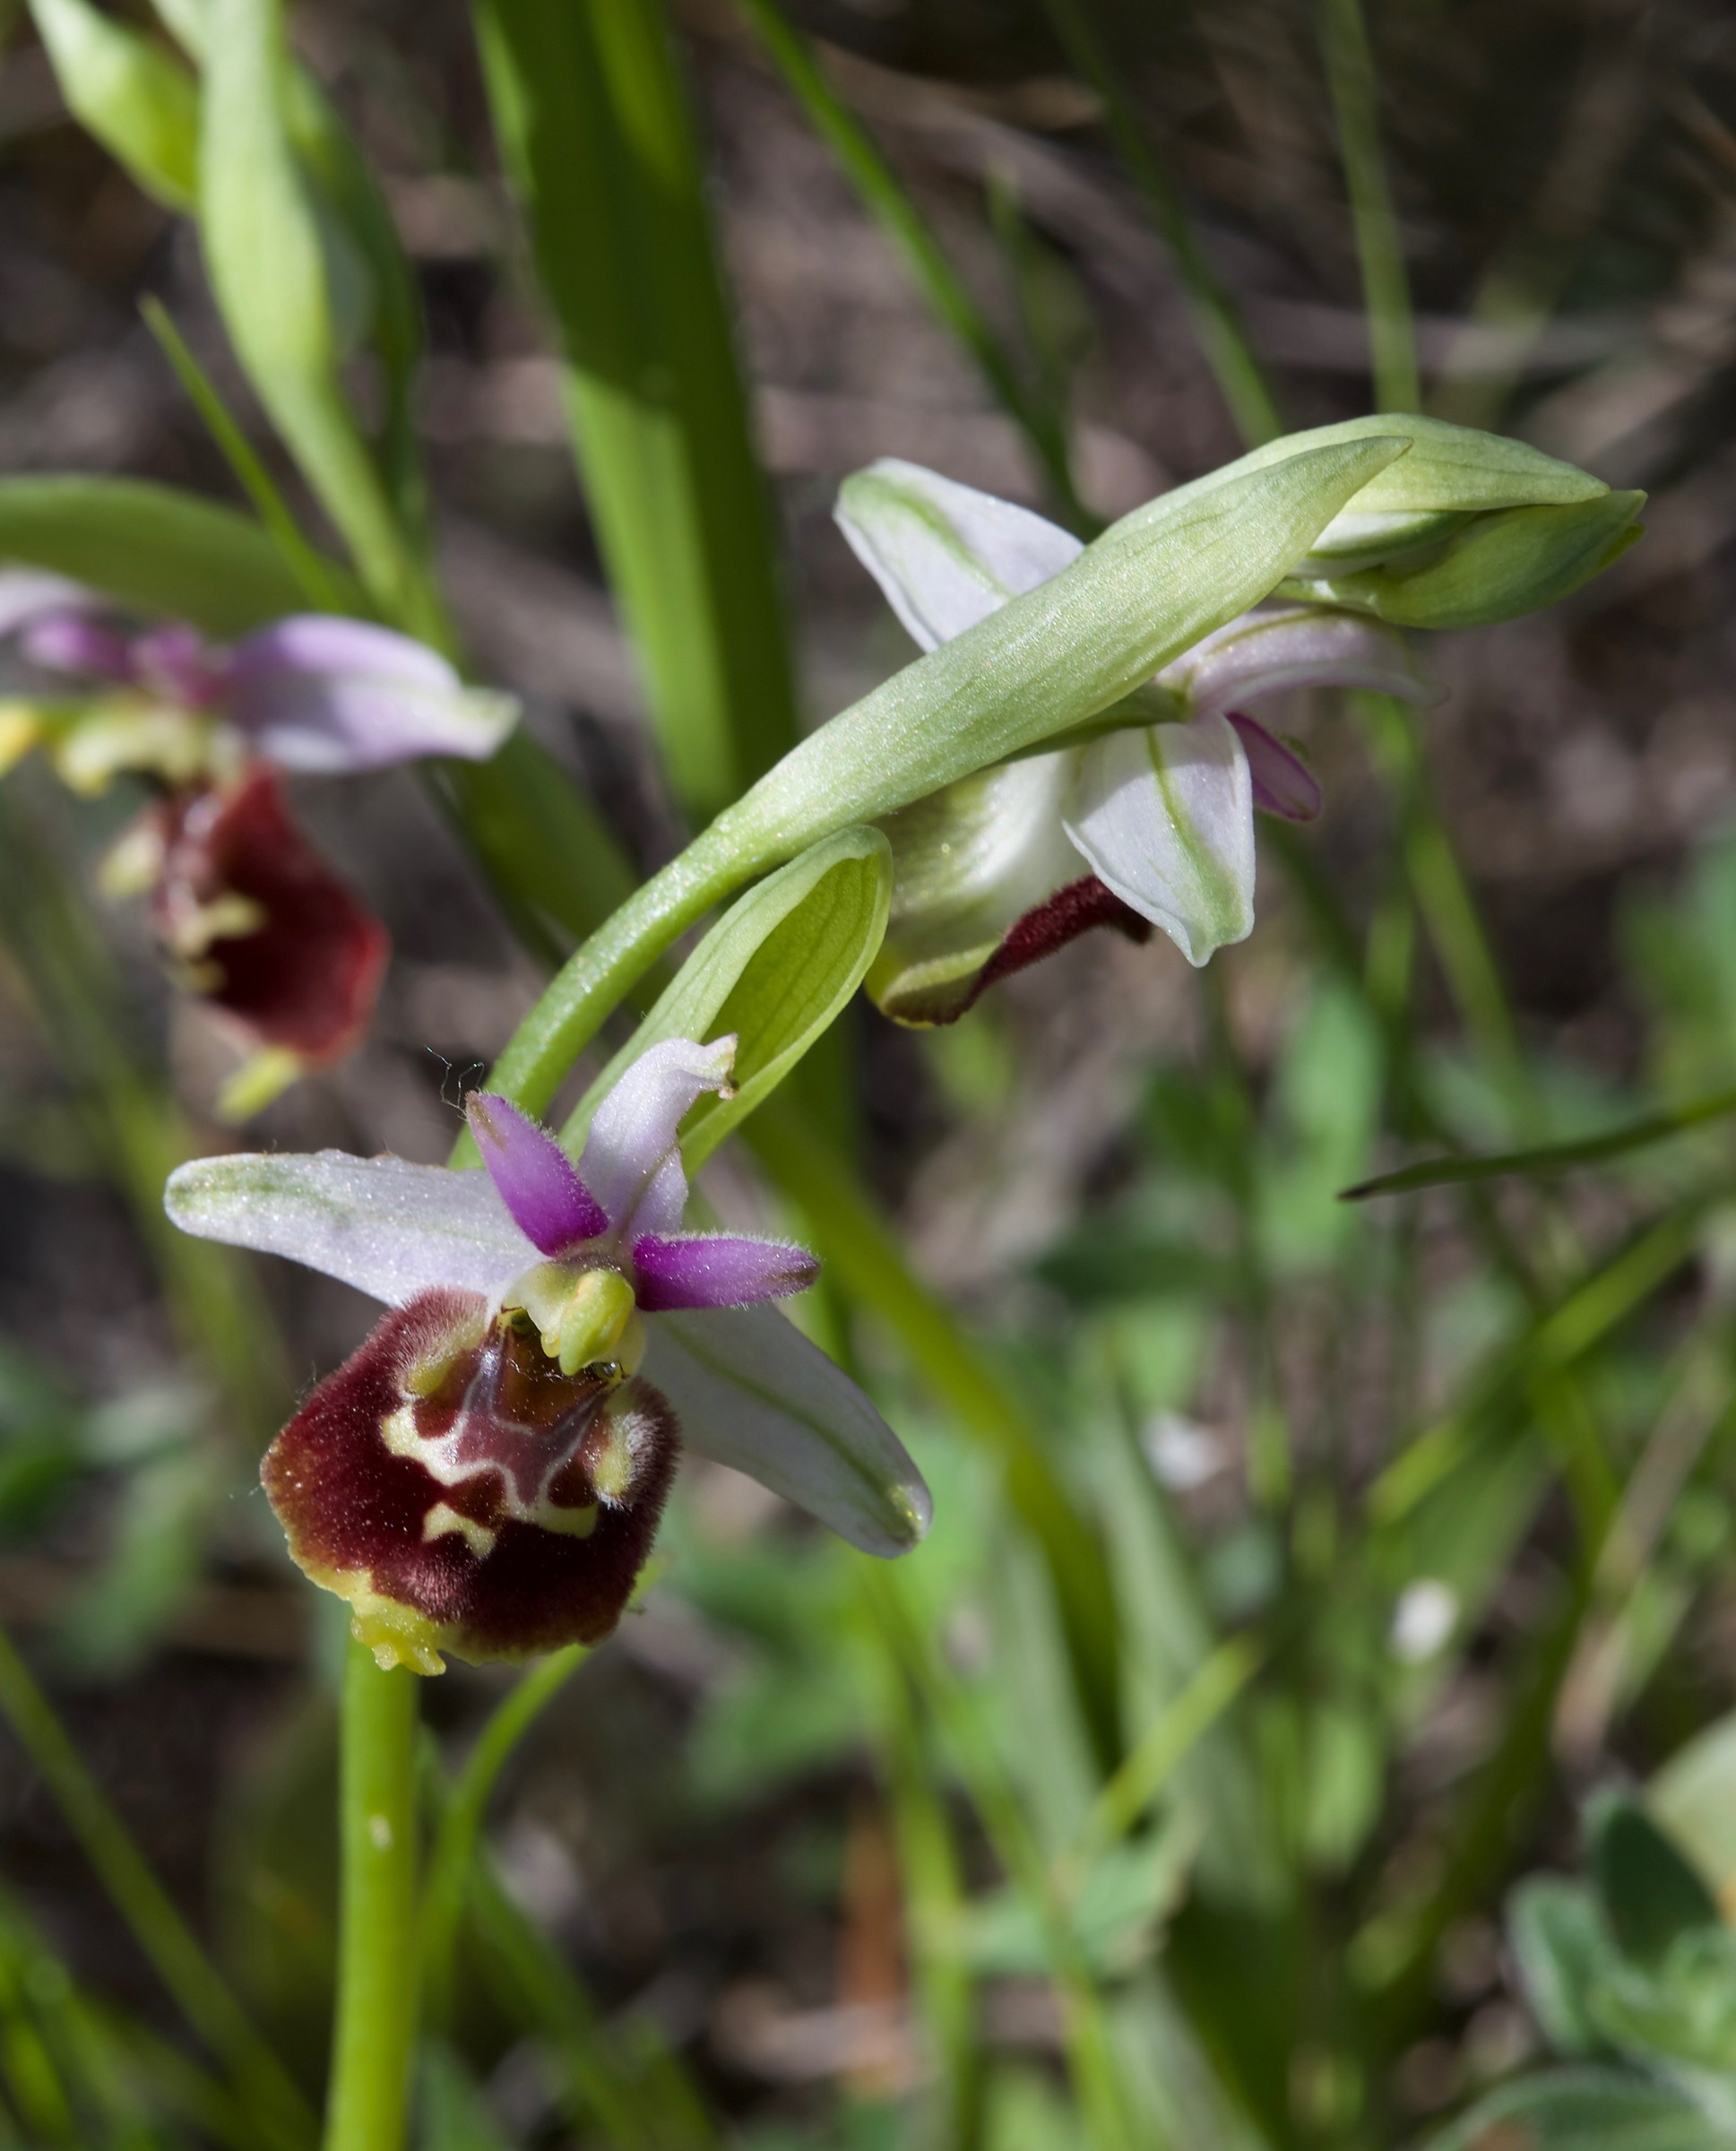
top-left (631, 1233), bottom-right (820, 1311)
top-left (1227, 711), bottom-right (1322, 823)
top-left (466, 1093), bottom-right (608, 1257)
top-left (132, 625), bottom-right (224, 706)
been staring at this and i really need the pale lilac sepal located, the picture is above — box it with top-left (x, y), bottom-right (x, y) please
top-left (1227, 713), bottom-right (1322, 822)
top-left (578, 1036), bottom-right (737, 1240)
top-left (632, 1233), bottom-right (819, 1311)
top-left (467, 1093), bottom-right (608, 1257)
top-left (223, 617), bottom-right (518, 773)
top-left (163, 1150), bottom-right (534, 1305)
top-left (643, 1305), bottom-right (931, 1557)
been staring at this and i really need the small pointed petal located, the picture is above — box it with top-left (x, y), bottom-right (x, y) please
top-left (131, 625), bottom-right (224, 706)
top-left (21, 611), bottom-right (136, 683)
top-left (643, 1305), bottom-right (930, 1557)
top-left (224, 617), bottom-right (519, 772)
top-left (577, 1036), bottom-right (736, 1240)
top-left (467, 1093), bottom-right (608, 1257)
top-left (165, 1151), bottom-right (535, 1304)
top-left (1227, 713), bottom-right (1322, 822)
top-left (1159, 604), bottom-right (1438, 721)
top-left (631, 1233), bottom-right (819, 1311)
top-left (834, 459), bottom-right (1082, 652)
top-left (1065, 714), bottom-right (1256, 967)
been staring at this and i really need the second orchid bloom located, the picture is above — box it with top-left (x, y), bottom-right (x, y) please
top-left (0, 583), bottom-right (518, 1110)
top-left (836, 461), bottom-right (1439, 1022)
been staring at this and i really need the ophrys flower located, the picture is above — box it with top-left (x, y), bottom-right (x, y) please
top-left (166, 1037), bottom-right (930, 1672)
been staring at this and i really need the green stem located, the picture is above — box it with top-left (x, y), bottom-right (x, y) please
top-left (1037, 0), bottom-right (1284, 447)
top-left (1315, 0), bottom-right (1420, 411)
top-left (323, 1643), bottom-right (419, 2151)
top-left (0, 1628), bottom-right (313, 2150)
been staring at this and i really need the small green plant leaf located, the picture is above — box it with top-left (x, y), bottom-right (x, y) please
top-left (1510, 1876), bottom-right (1619, 2060)
top-left (562, 826), bottom-right (893, 1164)
top-left (1591, 1796), bottom-right (1723, 1972)
top-left (1426, 2069), bottom-right (1725, 2151)
top-left (29, 0), bottom-right (201, 210)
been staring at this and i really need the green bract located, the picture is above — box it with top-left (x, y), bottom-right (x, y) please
top-left (1286, 489), bottom-right (1646, 629)
top-left (562, 827), bottom-right (893, 1168)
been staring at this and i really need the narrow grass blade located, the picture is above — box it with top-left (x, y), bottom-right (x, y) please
top-left (1036, 0), bottom-right (1283, 448)
top-left (1342, 1085), bottom-right (1736, 1200)
top-left (738, 0), bottom-right (1089, 528)
top-left (473, 0), bottom-right (797, 821)
top-left (1315, 0), bottom-right (1420, 411)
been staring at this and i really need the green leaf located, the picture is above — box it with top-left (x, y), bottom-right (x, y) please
top-left (473, 0), bottom-right (797, 820)
top-left (1289, 490), bottom-right (1645, 629)
top-left (1510, 1876), bottom-right (1619, 2059)
top-left (29, 0), bottom-right (201, 209)
top-left (0, 476), bottom-right (349, 635)
top-left (562, 825), bottom-right (892, 1163)
top-left (199, 0), bottom-right (431, 633)
top-left (1650, 1711), bottom-right (1736, 1915)
top-left (1426, 2069), bottom-right (1726, 2151)
top-left (1592, 1796), bottom-right (1723, 1971)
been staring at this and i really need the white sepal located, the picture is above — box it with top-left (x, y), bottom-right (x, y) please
top-left (1065, 714), bottom-right (1256, 966)
top-left (834, 460), bottom-right (1082, 652)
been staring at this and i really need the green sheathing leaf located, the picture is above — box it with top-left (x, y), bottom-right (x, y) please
top-left (29, 0), bottom-right (201, 210)
top-left (0, 476), bottom-right (346, 634)
top-left (562, 826), bottom-right (892, 1160)
top-left (473, 0), bottom-right (797, 821)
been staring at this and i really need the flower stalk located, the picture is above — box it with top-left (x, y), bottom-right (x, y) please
top-left (324, 1642), bottom-right (420, 2151)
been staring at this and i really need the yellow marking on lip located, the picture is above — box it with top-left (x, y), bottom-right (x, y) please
top-left (422, 1502), bottom-right (497, 1558)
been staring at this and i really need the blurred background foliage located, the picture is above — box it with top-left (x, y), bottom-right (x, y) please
top-left (0, 0), bottom-right (1734, 2146)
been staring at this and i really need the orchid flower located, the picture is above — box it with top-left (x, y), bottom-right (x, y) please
top-left (166, 1036), bottom-right (931, 1673)
top-left (0, 579), bottom-right (519, 1106)
top-left (835, 462), bottom-right (1441, 1022)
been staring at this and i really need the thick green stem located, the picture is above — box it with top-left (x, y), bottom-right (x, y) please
top-left (324, 1644), bottom-right (420, 2151)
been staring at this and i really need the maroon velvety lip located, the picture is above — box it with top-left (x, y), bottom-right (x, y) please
top-left (263, 1289), bottom-right (678, 1663)
top-left (150, 765), bottom-right (389, 1064)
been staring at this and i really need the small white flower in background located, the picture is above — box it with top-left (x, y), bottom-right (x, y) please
top-left (1390, 1578), bottom-right (1459, 1663)
top-left (1143, 1410), bottom-right (1228, 1493)
top-left (166, 1035), bottom-right (931, 1673)
top-left (836, 461), bottom-right (1440, 1022)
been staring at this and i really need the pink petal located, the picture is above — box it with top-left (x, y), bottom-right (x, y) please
top-left (466, 1093), bottom-right (608, 1257)
top-left (131, 625), bottom-right (225, 706)
top-left (631, 1233), bottom-right (820, 1311)
top-left (577, 1037), bottom-right (736, 1239)
top-left (1226, 712), bottom-right (1322, 822)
